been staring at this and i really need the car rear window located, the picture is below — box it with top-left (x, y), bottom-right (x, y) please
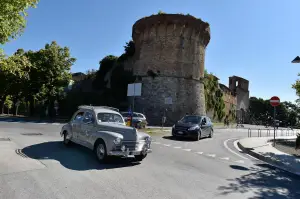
top-left (97, 113), bottom-right (124, 123)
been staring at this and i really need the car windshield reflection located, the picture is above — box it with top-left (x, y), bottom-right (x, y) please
top-left (179, 116), bottom-right (201, 124)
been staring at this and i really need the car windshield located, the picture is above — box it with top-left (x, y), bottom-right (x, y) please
top-left (180, 116), bottom-right (201, 124)
top-left (97, 113), bottom-right (124, 123)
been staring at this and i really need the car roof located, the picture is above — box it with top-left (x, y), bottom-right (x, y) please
top-left (185, 115), bottom-right (204, 117)
top-left (77, 105), bottom-right (121, 115)
top-left (121, 111), bottom-right (144, 115)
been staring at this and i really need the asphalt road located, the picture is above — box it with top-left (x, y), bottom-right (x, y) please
top-left (0, 121), bottom-right (299, 199)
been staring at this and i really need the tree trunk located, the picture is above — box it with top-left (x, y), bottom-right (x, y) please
top-left (29, 97), bottom-right (35, 116)
top-left (12, 98), bottom-right (18, 116)
top-left (0, 96), bottom-right (5, 114)
top-left (0, 101), bottom-right (4, 114)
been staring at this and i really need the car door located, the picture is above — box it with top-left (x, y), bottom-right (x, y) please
top-left (70, 111), bottom-right (85, 143)
top-left (200, 117), bottom-right (209, 136)
top-left (80, 111), bottom-right (96, 148)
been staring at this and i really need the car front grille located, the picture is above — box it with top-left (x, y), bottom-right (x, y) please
top-left (175, 126), bottom-right (188, 132)
top-left (115, 141), bottom-right (137, 151)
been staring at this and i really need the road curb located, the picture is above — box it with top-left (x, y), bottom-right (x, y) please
top-left (237, 141), bottom-right (300, 179)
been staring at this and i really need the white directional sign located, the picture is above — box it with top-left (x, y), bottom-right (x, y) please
top-left (127, 83), bottom-right (142, 96)
top-left (164, 97), bottom-right (173, 105)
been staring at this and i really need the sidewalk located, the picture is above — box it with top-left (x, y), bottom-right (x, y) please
top-left (238, 136), bottom-right (300, 176)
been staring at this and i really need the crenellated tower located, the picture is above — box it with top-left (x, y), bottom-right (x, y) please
top-left (130, 14), bottom-right (210, 125)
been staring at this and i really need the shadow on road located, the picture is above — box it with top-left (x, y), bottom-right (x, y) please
top-left (22, 141), bottom-right (140, 171)
top-left (218, 163), bottom-right (300, 199)
top-left (162, 135), bottom-right (207, 142)
top-left (229, 165), bottom-right (249, 171)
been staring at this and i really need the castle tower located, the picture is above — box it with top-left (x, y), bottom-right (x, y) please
top-left (229, 76), bottom-right (250, 123)
top-left (131, 14), bottom-right (210, 125)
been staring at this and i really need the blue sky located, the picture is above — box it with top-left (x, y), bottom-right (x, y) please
top-left (3, 0), bottom-right (300, 103)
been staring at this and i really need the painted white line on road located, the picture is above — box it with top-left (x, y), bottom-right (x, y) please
top-left (206, 154), bottom-right (216, 158)
top-left (182, 149), bottom-right (191, 152)
top-left (235, 160), bottom-right (245, 164)
top-left (220, 157), bottom-right (230, 160)
top-left (163, 144), bottom-right (171, 147)
top-left (195, 152), bottom-right (203, 155)
top-left (52, 123), bottom-right (60, 125)
top-left (224, 138), bottom-right (249, 160)
top-left (39, 123), bottom-right (47, 125)
top-left (174, 146), bottom-right (182, 149)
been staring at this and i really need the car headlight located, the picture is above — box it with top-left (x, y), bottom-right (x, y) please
top-left (188, 125), bottom-right (200, 131)
top-left (113, 137), bottom-right (122, 145)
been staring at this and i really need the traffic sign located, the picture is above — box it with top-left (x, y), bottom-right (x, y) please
top-left (270, 96), bottom-right (280, 107)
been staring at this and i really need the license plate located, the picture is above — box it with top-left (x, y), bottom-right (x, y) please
top-left (178, 131), bottom-right (183, 134)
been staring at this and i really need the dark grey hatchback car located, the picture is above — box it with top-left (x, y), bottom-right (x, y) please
top-left (171, 115), bottom-right (214, 141)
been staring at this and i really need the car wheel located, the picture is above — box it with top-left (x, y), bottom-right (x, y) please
top-left (95, 140), bottom-right (108, 162)
top-left (135, 154), bottom-right (147, 161)
top-left (209, 129), bottom-right (213, 138)
top-left (63, 132), bottom-right (71, 146)
top-left (195, 131), bottom-right (201, 141)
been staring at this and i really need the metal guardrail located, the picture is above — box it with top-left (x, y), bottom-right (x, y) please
top-left (247, 128), bottom-right (298, 137)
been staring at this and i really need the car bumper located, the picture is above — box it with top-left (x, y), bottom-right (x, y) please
top-left (108, 148), bottom-right (152, 157)
top-left (172, 129), bottom-right (199, 138)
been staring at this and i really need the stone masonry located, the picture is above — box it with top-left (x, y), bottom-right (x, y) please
top-left (129, 14), bottom-right (210, 125)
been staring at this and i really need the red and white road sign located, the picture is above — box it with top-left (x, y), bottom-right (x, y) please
top-left (270, 96), bottom-right (280, 107)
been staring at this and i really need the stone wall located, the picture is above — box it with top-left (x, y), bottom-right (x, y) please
top-left (131, 14), bottom-right (210, 125)
top-left (134, 76), bottom-right (205, 125)
top-left (206, 87), bottom-right (237, 122)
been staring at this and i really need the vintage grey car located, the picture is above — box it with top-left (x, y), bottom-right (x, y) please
top-left (60, 105), bottom-right (152, 162)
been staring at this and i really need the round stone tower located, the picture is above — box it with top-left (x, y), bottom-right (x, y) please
top-left (131, 14), bottom-right (210, 125)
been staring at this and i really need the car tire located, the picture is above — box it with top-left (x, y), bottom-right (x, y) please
top-left (94, 140), bottom-right (108, 163)
top-left (195, 131), bottom-right (201, 141)
top-left (63, 132), bottom-right (71, 146)
top-left (209, 129), bottom-right (213, 138)
top-left (135, 154), bottom-right (147, 161)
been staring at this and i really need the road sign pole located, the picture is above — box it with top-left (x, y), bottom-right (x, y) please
top-left (273, 106), bottom-right (276, 147)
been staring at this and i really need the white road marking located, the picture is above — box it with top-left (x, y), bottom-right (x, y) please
top-left (220, 157), bottom-right (230, 160)
top-left (235, 160), bottom-right (245, 164)
top-left (183, 149), bottom-right (191, 152)
top-left (39, 123), bottom-right (47, 125)
top-left (174, 146), bottom-right (182, 149)
top-left (163, 144), bottom-right (171, 147)
top-left (195, 152), bottom-right (203, 155)
top-left (52, 123), bottom-right (60, 125)
top-left (224, 138), bottom-right (249, 160)
top-left (206, 154), bottom-right (216, 158)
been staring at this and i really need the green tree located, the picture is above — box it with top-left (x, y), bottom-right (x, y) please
top-left (93, 55), bottom-right (118, 90)
top-left (249, 97), bottom-right (299, 127)
top-left (26, 41), bottom-right (76, 116)
top-left (0, 0), bottom-right (39, 45)
top-left (0, 51), bottom-right (31, 115)
top-left (204, 71), bottom-right (225, 121)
